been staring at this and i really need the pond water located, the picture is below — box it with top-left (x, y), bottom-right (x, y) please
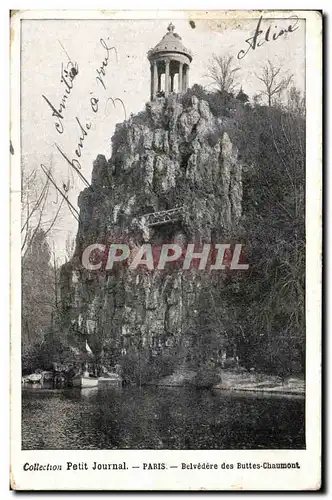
top-left (22, 386), bottom-right (305, 449)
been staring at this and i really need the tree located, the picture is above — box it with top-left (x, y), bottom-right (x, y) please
top-left (255, 60), bottom-right (293, 107)
top-left (21, 165), bottom-right (49, 256)
top-left (236, 87), bottom-right (249, 104)
top-left (21, 228), bottom-right (74, 373)
top-left (286, 86), bottom-right (305, 117)
top-left (205, 55), bottom-right (240, 101)
top-left (22, 229), bottom-right (55, 346)
top-left (225, 102), bottom-right (305, 375)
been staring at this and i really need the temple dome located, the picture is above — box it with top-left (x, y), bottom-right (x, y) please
top-left (147, 22), bottom-right (192, 100)
top-left (148, 22), bottom-right (192, 62)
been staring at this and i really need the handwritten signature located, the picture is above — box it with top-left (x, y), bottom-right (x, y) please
top-left (96, 38), bottom-right (118, 90)
top-left (42, 41), bottom-right (79, 135)
top-left (41, 38), bottom-right (127, 219)
top-left (237, 15), bottom-right (300, 60)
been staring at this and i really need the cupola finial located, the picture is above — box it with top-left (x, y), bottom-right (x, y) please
top-left (167, 22), bottom-right (175, 33)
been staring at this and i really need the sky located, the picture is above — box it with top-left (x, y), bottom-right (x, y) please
top-left (21, 16), bottom-right (305, 260)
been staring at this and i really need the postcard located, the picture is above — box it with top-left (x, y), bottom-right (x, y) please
top-left (10, 9), bottom-right (322, 491)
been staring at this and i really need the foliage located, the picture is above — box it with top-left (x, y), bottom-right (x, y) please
top-left (22, 328), bottom-right (74, 374)
top-left (285, 86), bottom-right (306, 117)
top-left (21, 229), bottom-right (67, 374)
top-left (236, 87), bottom-right (250, 104)
top-left (182, 82), bottom-right (305, 377)
top-left (22, 229), bottom-right (55, 347)
top-left (223, 104), bottom-right (304, 376)
top-left (182, 84), bottom-right (238, 117)
top-left (192, 364), bottom-right (221, 389)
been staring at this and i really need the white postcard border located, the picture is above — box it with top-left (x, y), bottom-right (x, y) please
top-left (10, 9), bottom-right (322, 491)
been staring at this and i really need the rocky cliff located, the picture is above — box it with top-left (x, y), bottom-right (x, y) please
top-left (60, 94), bottom-right (243, 362)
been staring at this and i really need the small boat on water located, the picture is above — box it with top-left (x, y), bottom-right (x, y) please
top-left (25, 373), bottom-right (43, 384)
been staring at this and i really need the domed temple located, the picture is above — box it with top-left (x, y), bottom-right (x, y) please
top-left (147, 22), bottom-right (193, 100)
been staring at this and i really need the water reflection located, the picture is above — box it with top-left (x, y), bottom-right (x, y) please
top-left (22, 386), bottom-right (305, 450)
top-left (79, 387), bottom-right (99, 399)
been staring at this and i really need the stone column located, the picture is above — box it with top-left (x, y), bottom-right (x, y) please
top-left (183, 66), bottom-right (189, 92)
top-left (165, 60), bottom-right (170, 97)
top-left (150, 64), bottom-right (153, 101)
top-left (170, 74), bottom-right (174, 92)
top-left (186, 66), bottom-right (190, 90)
top-left (152, 61), bottom-right (158, 100)
top-left (178, 62), bottom-right (183, 93)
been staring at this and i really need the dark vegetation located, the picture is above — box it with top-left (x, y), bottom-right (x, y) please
top-left (120, 349), bottom-right (178, 386)
top-left (185, 83), bottom-right (305, 377)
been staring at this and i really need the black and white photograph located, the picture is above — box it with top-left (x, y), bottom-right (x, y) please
top-left (10, 9), bottom-right (321, 491)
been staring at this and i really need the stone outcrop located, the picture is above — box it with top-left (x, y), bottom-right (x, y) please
top-left (60, 95), bottom-right (243, 359)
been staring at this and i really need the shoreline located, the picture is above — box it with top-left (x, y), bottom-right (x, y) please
top-left (22, 384), bottom-right (305, 399)
top-left (22, 369), bottom-right (305, 398)
top-left (149, 369), bottom-right (305, 397)
top-left (144, 383), bottom-right (305, 398)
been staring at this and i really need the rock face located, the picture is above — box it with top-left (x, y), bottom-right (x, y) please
top-left (60, 95), bottom-right (243, 360)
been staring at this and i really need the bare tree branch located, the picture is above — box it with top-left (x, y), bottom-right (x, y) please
top-left (255, 60), bottom-right (293, 107)
top-left (44, 197), bottom-right (65, 238)
top-left (205, 54), bottom-right (240, 99)
top-left (21, 159), bottom-right (70, 256)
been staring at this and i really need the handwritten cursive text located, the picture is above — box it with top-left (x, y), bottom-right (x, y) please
top-left (237, 16), bottom-right (300, 60)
